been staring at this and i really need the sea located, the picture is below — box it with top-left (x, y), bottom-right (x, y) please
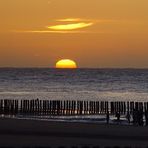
top-left (0, 68), bottom-right (148, 123)
top-left (0, 68), bottom-right (148, 101)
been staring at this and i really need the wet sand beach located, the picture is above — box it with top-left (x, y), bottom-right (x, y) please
top-left (0, 118), bottom-right (148, 147)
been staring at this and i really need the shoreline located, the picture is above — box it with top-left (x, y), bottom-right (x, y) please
top-left (0, 118), bottom-right (148, 147)
top-left (0, 114), bottom-right (138, 127)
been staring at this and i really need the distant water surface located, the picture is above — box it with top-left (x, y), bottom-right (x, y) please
top-left (0, 68), bottom-right (148, 101)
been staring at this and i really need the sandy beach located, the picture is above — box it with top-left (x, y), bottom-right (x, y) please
top-left (0, 118), bottom-right (148, 147)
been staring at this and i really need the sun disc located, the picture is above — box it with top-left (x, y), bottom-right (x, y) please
top-left (56, 59), bottom-right (77, 69)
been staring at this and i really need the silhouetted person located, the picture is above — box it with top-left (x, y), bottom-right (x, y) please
top-left (126, 111), bottom-right (131, 124)
top-left (132, 109), bottom-right (138, 125)
top-left (106, 110), bottom-right (110, 124)
top-left (141, 110), bottom-right (144, 126)
top-left (115, 112), bottom-right (120, 123)
top-left (138, 109), bottom-right (144, 126)
top-left (145, 110), bottom-right (148, 126)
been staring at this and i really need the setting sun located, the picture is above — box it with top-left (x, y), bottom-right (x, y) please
top-left (56, 59), bottom-right (77, 69)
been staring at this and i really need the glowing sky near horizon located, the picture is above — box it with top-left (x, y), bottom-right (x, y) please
top-left (0, 0), bottom-right (148, 68)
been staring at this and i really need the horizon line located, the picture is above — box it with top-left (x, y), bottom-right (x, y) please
top-left (0, 67), bottom-right (148, 69)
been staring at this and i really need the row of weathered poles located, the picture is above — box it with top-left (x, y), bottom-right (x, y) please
top-left (0, 99), bottom-right (148, 116)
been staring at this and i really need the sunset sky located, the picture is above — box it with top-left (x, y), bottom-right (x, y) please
top-left (0, 0), bottom-right (148, 68)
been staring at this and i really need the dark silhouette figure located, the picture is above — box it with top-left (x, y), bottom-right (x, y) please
top-left (106, 110), bottom-right (110, 124)
top-left (126, 111), bottom-right (131, 124)
top-left (145, 110), bottom-right (148, 126)
top-left (133, 108), bottom-right (144, 126)
top-left (132, 109), bottom-right (138, 125)
top-left (115, 112), bottom-right (120, 123)
top-left (136, 109), bottom-right (143, 126)
top-left (139, 109), bottom-right (144, 126)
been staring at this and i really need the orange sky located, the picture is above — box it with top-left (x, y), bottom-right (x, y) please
top-left (0, 0), bottom-right (148, 68)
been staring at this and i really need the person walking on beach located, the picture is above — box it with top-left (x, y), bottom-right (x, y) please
top-left (145, 110), bottom-right (148, 126)
top-left (132, 109), bottom-right (138, 125)
top-left (126, 111), bottom-right (131, 124)
top-left (140, 109), bottom-right (144, 126)
top-left (115, 112), bottom-right (120, 124)
top-left (106, 110), bottom-right (110, 124)
top-left (137, 109), bottom-right (143, 126)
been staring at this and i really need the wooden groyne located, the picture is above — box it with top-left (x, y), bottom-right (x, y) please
top-left (0, 99), bottom-right (147, 116)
